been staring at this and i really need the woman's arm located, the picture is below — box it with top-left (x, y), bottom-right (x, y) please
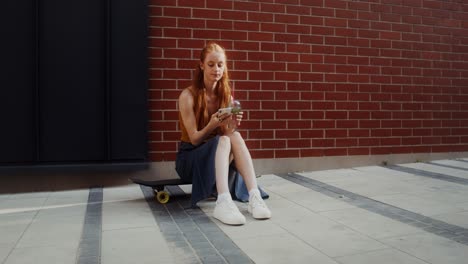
top-left (179, 89), bottom-right (228, 146)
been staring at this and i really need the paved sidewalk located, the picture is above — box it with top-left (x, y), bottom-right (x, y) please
top-left (1, 158), bottom-right (468, 263)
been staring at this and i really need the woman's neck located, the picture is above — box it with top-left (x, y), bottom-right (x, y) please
top-left (204, 80), bottom-right (217, 94)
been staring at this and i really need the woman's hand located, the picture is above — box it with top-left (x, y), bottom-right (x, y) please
top-left (225, 111), bottom-right (243, 133)
top-left (233, 111), bottom-right (243, 127)
top-left (210, 112), bottom-right (231, 128)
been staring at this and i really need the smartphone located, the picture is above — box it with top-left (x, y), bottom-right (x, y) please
top-left (218, 107), bottom-right (232, 115)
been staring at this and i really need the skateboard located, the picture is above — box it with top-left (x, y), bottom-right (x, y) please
top-left (130, 177), bottom-right (191, 204)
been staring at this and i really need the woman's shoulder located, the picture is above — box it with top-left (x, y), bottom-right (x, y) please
top-left (179, 86), bottom-right (194, 102)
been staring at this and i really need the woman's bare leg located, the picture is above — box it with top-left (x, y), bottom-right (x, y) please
top-left (228, 132), bottom-right (258, 191)
top-left (213, 135), bottom-right (246, 225)
top-left (215, 136), bottom-right (231, 194)
top-left (229, 131), bottom-right (271, 219)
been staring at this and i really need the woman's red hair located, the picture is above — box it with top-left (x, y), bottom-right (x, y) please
top-left (189, 42), bottom-right (232, 131)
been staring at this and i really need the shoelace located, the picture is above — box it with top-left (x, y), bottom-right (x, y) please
top-left (219, 199), bottom-right (239, 212)
top-left (250, 194), bottom-right (266, 209)
top-left (227, 200), bottom-right (237, 209)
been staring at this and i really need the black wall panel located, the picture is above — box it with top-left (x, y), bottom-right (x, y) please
top-left (39, 0), bottom-right (107, 161)
top-left (111, 0), bottom-right (149, 160)
top-left (0, 0), bottom-right (148, 167)
top-left (0, 1), bottom-right (36, 163)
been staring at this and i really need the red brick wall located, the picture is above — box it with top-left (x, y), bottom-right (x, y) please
top-left (148, 0), bottom-right (468, 162)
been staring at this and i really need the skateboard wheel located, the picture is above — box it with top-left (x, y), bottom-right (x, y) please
top-left (156, 191), bottom-right (170, 204)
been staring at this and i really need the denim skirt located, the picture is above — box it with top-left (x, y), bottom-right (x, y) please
top-left (175, 136), bottom-right (268, 207)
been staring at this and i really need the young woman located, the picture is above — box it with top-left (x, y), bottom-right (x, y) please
top-left (176, 42), bottom-right (271, 225)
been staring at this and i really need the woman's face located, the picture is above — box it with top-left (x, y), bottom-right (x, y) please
top-left (201, 51), bottom-right (225, 83)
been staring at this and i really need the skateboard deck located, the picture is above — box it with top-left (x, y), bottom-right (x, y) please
top-left (130, 177), bottom-right (191, 204)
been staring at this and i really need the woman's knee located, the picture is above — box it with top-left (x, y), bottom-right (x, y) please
top-left (217, 135), bottom-right (231, 151)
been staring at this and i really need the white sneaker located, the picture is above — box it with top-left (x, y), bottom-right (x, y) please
top-left (248, 191), bottom-right (272, 219)
top-left (213, 199), bottom-right (246, 225)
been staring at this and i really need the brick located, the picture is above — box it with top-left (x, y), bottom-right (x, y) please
top-left (276, 72), bottom-right (300, 81)
top-left (276, 14), bottom-right (299, 24)
top-left (287, 24), bottom-right (311, 34)
top-left (337, 120), bottom-right (359, 128)
top-left (276, 149), bottom-right (300, 158)
top-left (248, 32), bottom-right (274, 42)
top-left (244, 139), bottom-right (261, 149)
top-left (247, 12), bottom-right (274, 22)
top-left (402, 137), bottom-right (422, 145)
top-left (336, 138), bottom-right (358, 147)
top-left (206, 19), bottom-right (233, 30)
top-left (302, 73), bottom-right (324, 82)
top-left (360, 120), bottom-right (380, 128)
top-left (250, 150), bottom-right (274, 159)
top-left (313, 139), bottom-right (335, 147)
top-left (261, 23), bottom-right (286, 33)
top-left (262, 81), bottom-right (287, 90)
top-left (288, 139), bottom-right (311, 148)
top-left (150, 16), bottom-right (176, 27)
top-left (336, 9), bottom-right (357, 19)
top-left (277, 111), bottom-right (300, 120)
top-left (249, 91), bottom-right (274, 100)
top-left (311, 26), bottom-right (334, 35)
top-left (262, 140), bottom-right (286, 149)
top-left (261, 62), bottom-right (293, 70)
top-left (234, 1), bottom-right (259, 11)
top-left (249, 110), bottom-right (275, 120)
top-left (287, 4), bottom-right (310, 15)
top-left (276, 130), bottom-right (300, 139)
top-left (221, 30), bottom-right (247, 40)
top-left (349, 129), bottom-right (370, 137)
top-left (301, 149), bottom-right (324, 157)
top-left (249, 130), bottom-right (274, 139)
top-left (302, 92), bottom-right (324, 101)
top-left (371, 129), bottom-right (392, 137)
top-left (287, 62), bottom-right (312, 72)
top-left (348, 148), bottom-right (370, 155)
top-left (312, 102), bottom-right (335, 110)
top-left (301, 129), bottom-right (324, 138)
top-left (241, 120), bottom-right (262, 129)
top-left (348, 36), bottom-right (370, 47)
top-left (222, 10), bottom-right (247, 20)
top-left (336, 84), bottom-right (358, 92)
top-left (193, 29), bottom-right (220, 39)
top-left (262, 101), bottom-right (286, 110)
top-left (393, 111), bottom-right (412, 119)
top-left (230, 70), bottom-right (248, 80)
top-left (326, 129), bottom-right (348, 138)
top-left (275, 33), bottom-right (299, 43)
top-left (349, 111), bottom-right (371, 119)
top-left (313, 120), bottom-right (335, 128)
top-left (276, 92), bottom-right (300, 100)
top-left (234, 61), bottom-right (260, 71)
top-left (206, 1), bottom-right (232, 9)
top-left (149, 120), bottom-right (177, 131)
top-left (288, 101), bottom-right (311, 110)
top-left (150, 141), bottom-right (178, 152)
top-left (301, 111), bottom-right (324, 120)
top-left (361, 13), bottom-right (381, 24)
top-left (358, 48), bottom-right (379, 57)
top-left (312, 83), bottom-right (335, 91)
top-left (372, 111), bottom-right (392, 120)
top-left (324, 148), bottom-right (347, 156)
top-left (163, 7), bottom-right (192, 17)
top-left (337, 102), bottom-right (359, 110)
top-left (261, 3), bottom-right (285, 13)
